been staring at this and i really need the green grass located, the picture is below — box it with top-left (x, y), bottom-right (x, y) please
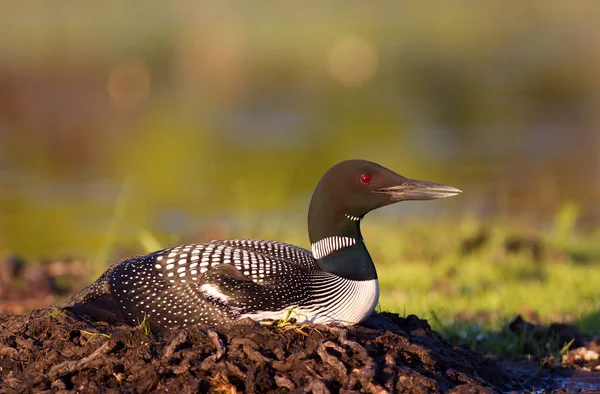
top-left (377, 242), bottom-right (600, 324)
top-left (366, 213), bottom-right (600, 355)
top-left (48, 305), bottom-right (66, 319)
top-left (431, 314), bottom-right (577, 359)
top-left (136, 314), bottom-right (152, 336)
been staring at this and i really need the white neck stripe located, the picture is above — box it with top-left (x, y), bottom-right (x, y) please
top-left (311, 236), bottom-right (357, 259)
top-left (344, 214), bottom-right (361, 221)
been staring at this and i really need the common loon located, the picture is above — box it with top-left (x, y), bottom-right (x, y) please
top-left (63, 160), bottom-right (461, 331)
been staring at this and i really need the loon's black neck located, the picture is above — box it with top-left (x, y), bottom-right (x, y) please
top-left (308, 200), bottom-right (377, 281)
top-left (316, 241), bottom-right (377, 281)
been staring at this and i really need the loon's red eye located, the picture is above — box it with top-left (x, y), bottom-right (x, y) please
top-left (360, 173), bottom-right (372, 184)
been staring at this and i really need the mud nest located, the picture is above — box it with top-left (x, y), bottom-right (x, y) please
top-left (0, 308), bottom-right (533, 393)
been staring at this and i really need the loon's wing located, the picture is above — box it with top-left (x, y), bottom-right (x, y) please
top-left (213, 239), bottom-right (319, 269)
top-left (195, 263), bottom-right (283, 312)
top-left (100, 242), bottom-right (311, 329)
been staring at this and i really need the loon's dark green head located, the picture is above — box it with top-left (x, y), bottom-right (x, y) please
top-left (308, 160), bottom-right (461, 243)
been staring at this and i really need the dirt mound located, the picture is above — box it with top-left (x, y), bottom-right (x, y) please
top-left (0, 308), bottom-right (528, 393)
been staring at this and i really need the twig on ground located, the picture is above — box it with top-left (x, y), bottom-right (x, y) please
top-left (34, 339), bottom-right (115, 385)
top-left (316, 341), bottom-right (347, 380)
top-left (163, 330), bottom-right (187, 359)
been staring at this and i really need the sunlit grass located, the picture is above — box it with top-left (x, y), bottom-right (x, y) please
top-left (366, 213), bottom-right (600, 355)
top-left (380, 258), bottom-right (599, 323)
top-left (378, 248), bottom-right (600, 320)
top-left (136, 314), bottom-right (152, 336)
top-left (48, 305), bottom-right (66, 319)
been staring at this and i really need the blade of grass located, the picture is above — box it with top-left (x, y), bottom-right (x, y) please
top-left (92, 176), bottom-right (133, 276)
top-left (138, 229), bottom-right (163, 253)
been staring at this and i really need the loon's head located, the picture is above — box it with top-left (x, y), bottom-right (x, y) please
top-left (313, 159), bottom-right (461, 218)
top-left (308, 160), bottom-right (461, 242)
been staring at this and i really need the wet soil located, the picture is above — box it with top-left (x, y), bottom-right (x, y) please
top-left (2, 308), bottom-right (524, 393)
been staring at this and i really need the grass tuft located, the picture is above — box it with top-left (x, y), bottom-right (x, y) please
top-left (136, 314), bottom-right (152, 336)
top-left (48, 305), bottom-right (65, 319)
top-left (259, 306), bottom-right (311, 336)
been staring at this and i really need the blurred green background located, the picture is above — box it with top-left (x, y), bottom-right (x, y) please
top-left (0, 1), bottom-right (599, 259)
top-left (2, 2), bottom-right (600, 343)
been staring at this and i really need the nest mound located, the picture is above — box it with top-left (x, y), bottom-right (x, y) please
top-left (0, 308), bottom-right (527, 393)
